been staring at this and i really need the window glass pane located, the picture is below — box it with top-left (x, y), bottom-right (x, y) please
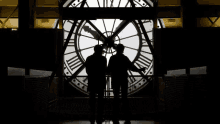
top-left (7, 67), bottom-right (55, 77)
top-left (30, 69), bottom-right (52, 77)
top-left (190, 66), bottom-right (207, 75)
top-left (165, 66), bottom-right (207, 76)
top-left (8, 67), bottom-right (25, 76)
top-left (165, 69), bottom-right (186, 76)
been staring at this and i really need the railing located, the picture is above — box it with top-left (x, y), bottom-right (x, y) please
top-left (47, 75), bottom-right (158, 114)
top-left (49, 75), bottom-right (156, 98)
top-left (19, 74), bottom-right (208, 120)
top-left (19, 74), bottom-right (208, 119)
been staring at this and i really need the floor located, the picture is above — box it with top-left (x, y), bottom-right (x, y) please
top-left (46, 97), bottom-right (164, 124)
top-left (48, 120), bottom-right (155, 124)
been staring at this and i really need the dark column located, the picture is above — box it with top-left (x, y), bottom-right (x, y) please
top-left (153, 0), bottom-right (158, 105)
top-left (186, 67), bottom-right (190, 75)
top-left (181, 0), bottom-right (198, 29)
top-left (181, 0), bottom-right (198, 77)
top-left (25, 68), bottom-right (30, 75)
top-left (181, 1), bottom-right (198, 121)
top-left (56, 30), bottom-right (64, 97)
top-left (18, 0), bottom-right (36, 76)
top-left (18, 0), bottom-right (35, 29)
top-left (56, 1), bottom-right (64, 97)
top-left (152, 1), bottom-right (163, 122)
top-left (29, 0), bottom-right (36, 28)
top-left (182, 0), bottom-right (197, 79)
top-left (18, 0), bottom-right (29, 75)
top-left (18, 0), bottom-right (29, 30)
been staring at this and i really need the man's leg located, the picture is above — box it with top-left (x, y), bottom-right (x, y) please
top-left (97, 89), bottom-right (105, 123)
top-left (113, 85), bottom-right (120, 123)
top-left (121, 82), bottom-right (131, 123)
top-left (89, 91), bottom-right (96, 123)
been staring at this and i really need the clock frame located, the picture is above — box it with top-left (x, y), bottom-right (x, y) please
top-left (54, 0), bottom-right (165, 96)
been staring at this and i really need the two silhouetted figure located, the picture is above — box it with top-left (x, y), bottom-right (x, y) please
top-left (85, 44), bottom-right (145, 124)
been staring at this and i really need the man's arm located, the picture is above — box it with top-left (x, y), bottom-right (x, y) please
top-left (129, 63), bottom-right (140, 72)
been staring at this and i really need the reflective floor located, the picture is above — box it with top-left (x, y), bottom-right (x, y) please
top-left (56, 120), bottom-right (155, 124)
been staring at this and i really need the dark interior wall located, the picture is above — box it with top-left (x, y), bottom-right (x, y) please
top-left (5, 27), bottom-right (215, 72)
top-left (5, 29), bottom-right (63, 71)
top-left (21, 29), bottom-right (56, 70)
top-left (155, 27), bottom-right (218, 71)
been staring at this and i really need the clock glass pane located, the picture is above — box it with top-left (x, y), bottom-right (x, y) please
top-left (53, 0), bottom-right (165, 96)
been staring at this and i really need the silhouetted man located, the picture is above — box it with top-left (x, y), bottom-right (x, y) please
top-left (85, 45), bottom-right (107, 124)
top-left (108, 44), bottom-right (146, 124)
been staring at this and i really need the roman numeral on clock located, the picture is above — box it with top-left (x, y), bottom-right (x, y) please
top-left (142, 38), bottom-right (153, 48)
top-left (66, 55), bottom-right (83, 71)
top-left (67, 20), bottom-right (80, 25)
top-left (142, 38), bottom-right (153, 43)
top-left (64, 39), bottom-right (75, 47)
top-left (139, 20), bottom-right (151, 24)
top-left (135, 54), bottom-right (152, 69)
top-left (142, 41), bottom-right (151, 48)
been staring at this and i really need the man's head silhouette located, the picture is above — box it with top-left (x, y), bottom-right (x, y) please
top-left (94, 45), bottom-right (103, 55)
top-left (116, 44), bottom-right (124, 54)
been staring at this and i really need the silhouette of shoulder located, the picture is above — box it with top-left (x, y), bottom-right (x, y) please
top-left (86, 55), bottom-right (106, 76)
top-left (110, 54), bottom-right (130, 63)
top-left (86, 55), bottom-right (106, 69)
top-left (87, 55), bottom-right (106, 61)
top-left (109, 54), bottom-right (132, 71)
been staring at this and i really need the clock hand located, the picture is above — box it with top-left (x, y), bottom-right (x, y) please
top-left (83, 26), bottom-right (105, 43)
top-left (83, 26), bottom-right (108, 50)
top-left (85, 21), bottom-right (109, 47)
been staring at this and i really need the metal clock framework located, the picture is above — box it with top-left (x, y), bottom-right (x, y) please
top-left (53, 0), bottom-right (165, 96)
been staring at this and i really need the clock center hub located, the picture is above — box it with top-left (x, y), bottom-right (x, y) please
top-left (107, 39), bottom-right (115, 47)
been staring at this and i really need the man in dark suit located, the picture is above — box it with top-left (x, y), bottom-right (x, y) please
top-left (108, 44), bottom-right (146, 124)
top-left (85, 45), bottom-right (107, 124)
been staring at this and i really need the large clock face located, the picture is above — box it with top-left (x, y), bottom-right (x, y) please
top-left (54, 0), bottom-right (165, 96)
